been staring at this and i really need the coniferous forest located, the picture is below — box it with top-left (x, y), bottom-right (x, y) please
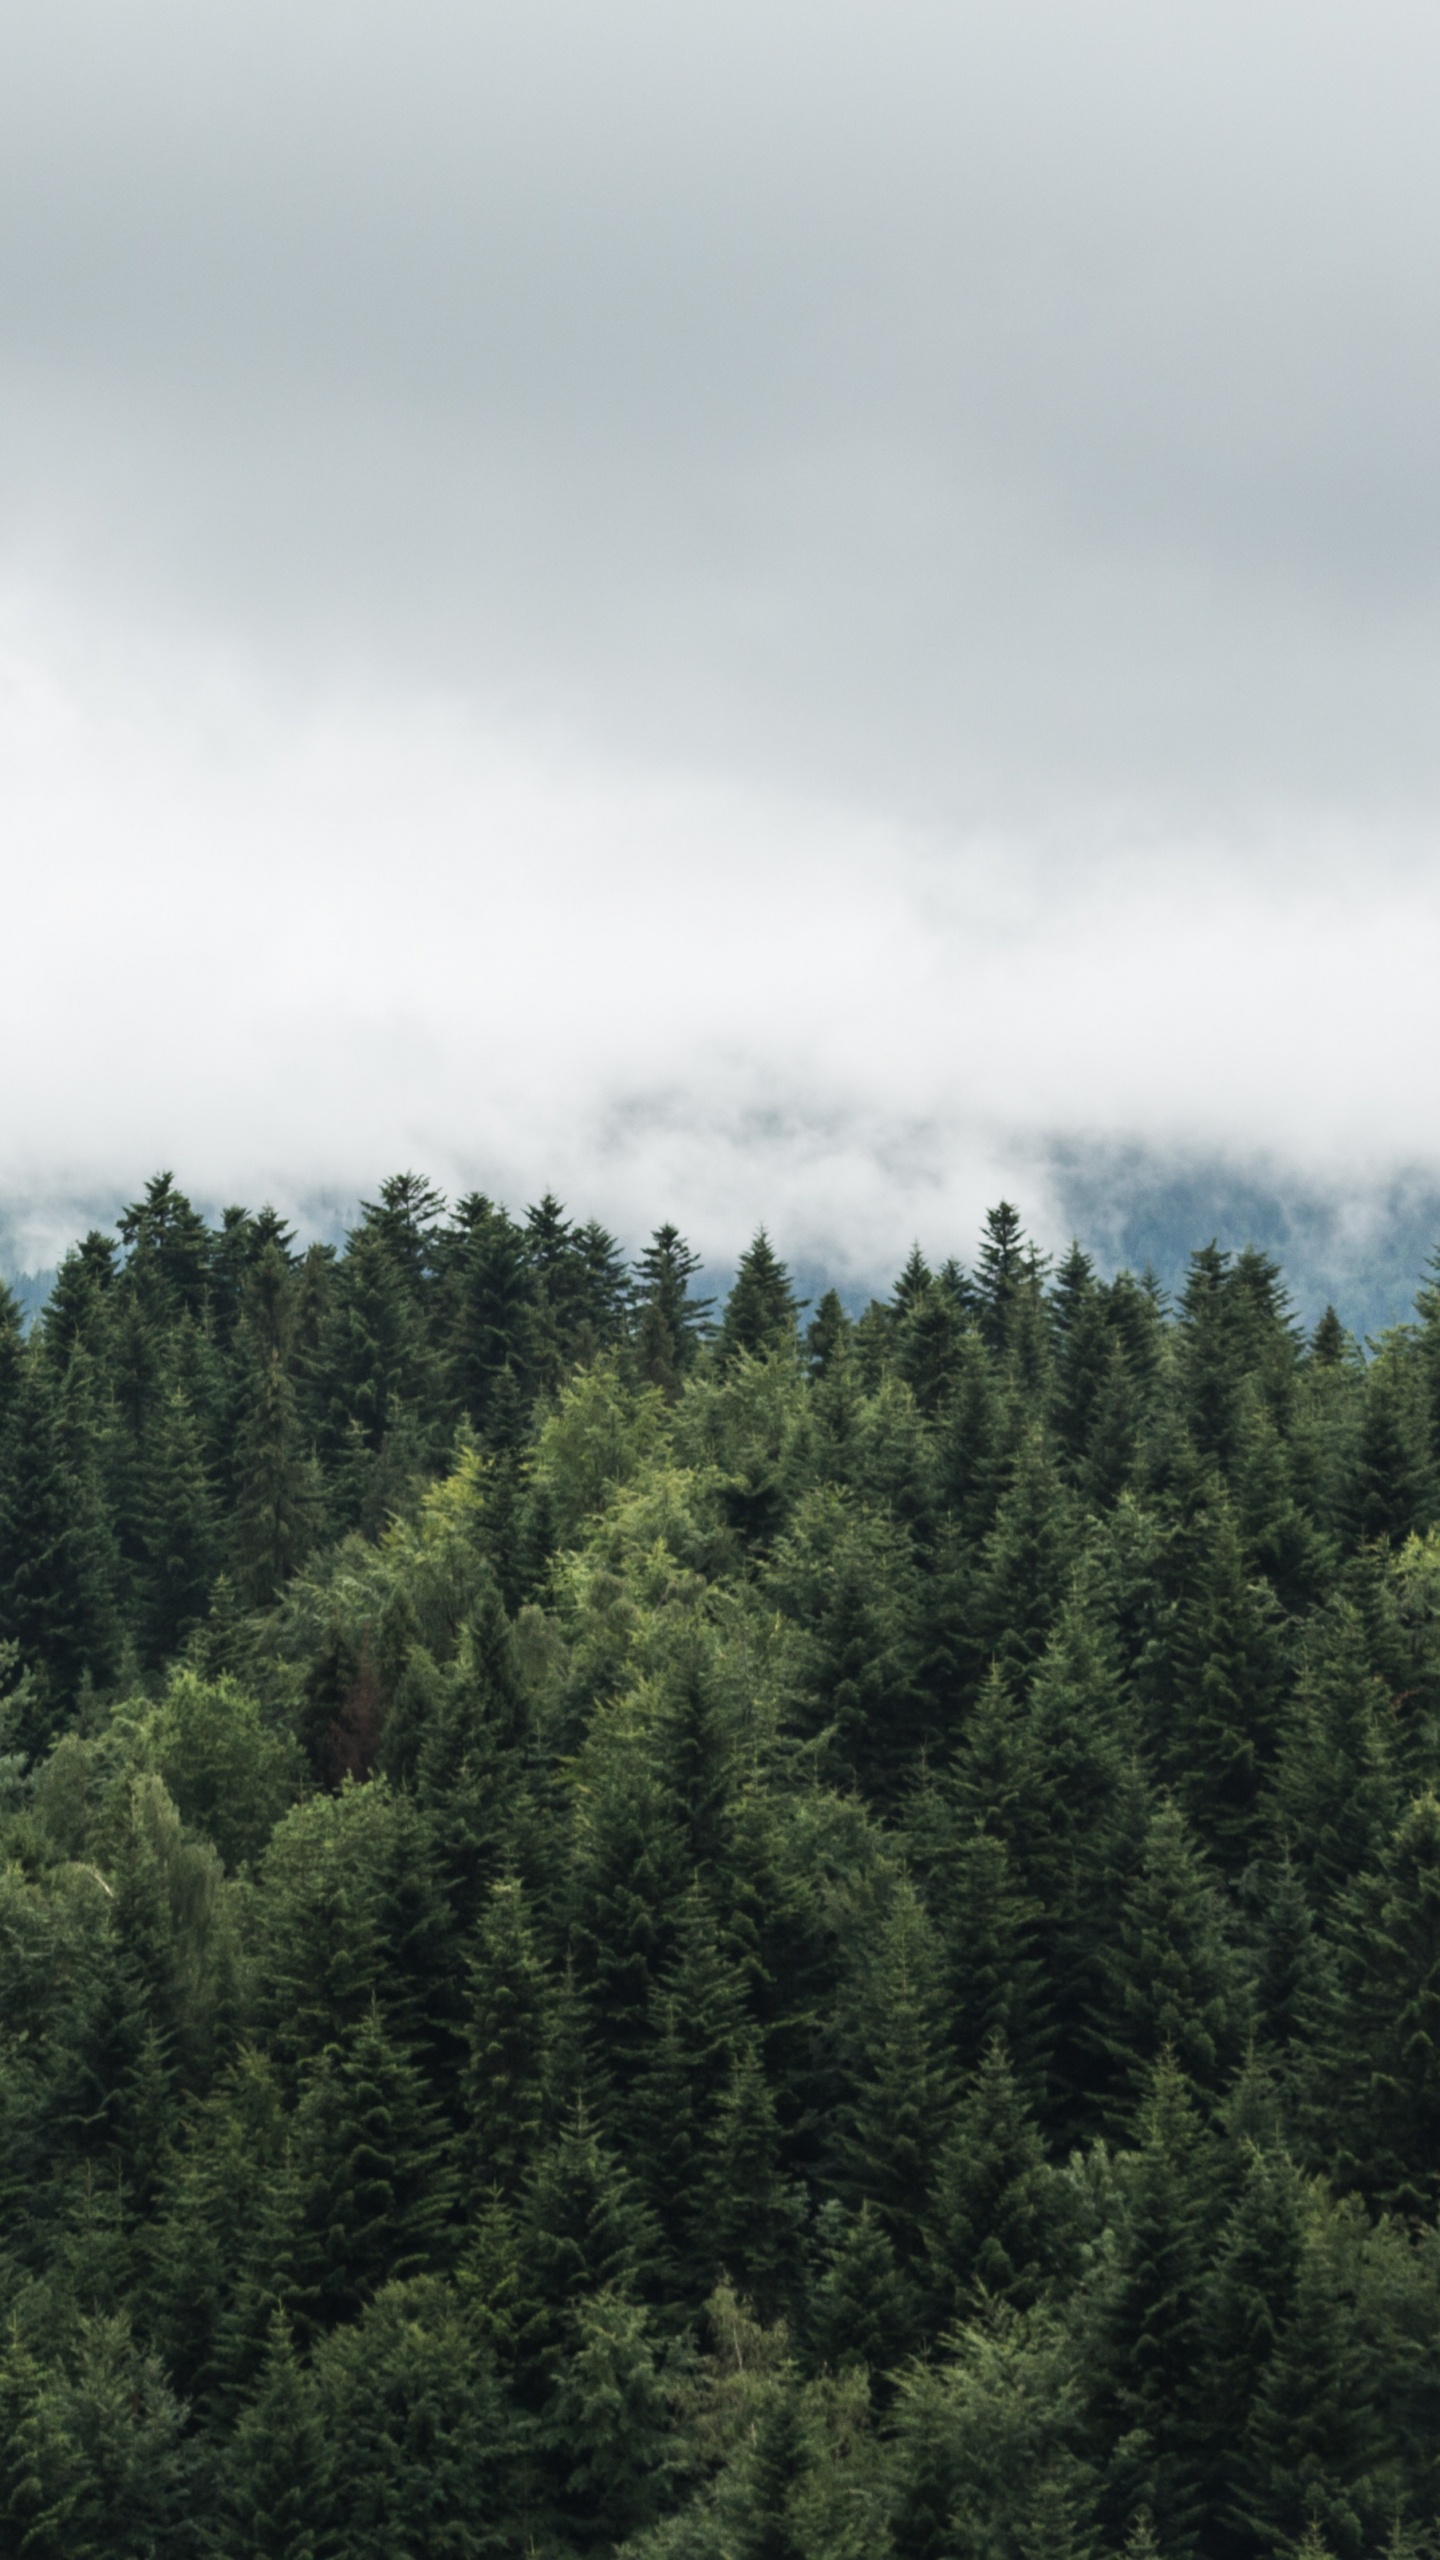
top-left (8, 1174), bottom-right (1440, 2557)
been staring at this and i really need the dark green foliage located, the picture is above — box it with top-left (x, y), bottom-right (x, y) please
top-left (634, 1227), bottom-right (712, 1396)
top-left (717, 1231), bottom-right (801, 1363)
top-left (5, 1181), bottom-right (1440, 2556)
top-left (1092, 1795), bottom-right (1253, 2121)
top-left (925, 2034), bottom-right (1065, 2318)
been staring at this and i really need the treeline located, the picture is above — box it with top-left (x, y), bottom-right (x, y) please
top-left (3, 1177), bottom-right (1440, 2554)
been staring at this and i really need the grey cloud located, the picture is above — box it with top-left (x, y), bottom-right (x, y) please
top-left (3, 2), bottom-right (1440, 813)
top-left (1, 2), bottom-right (1439, 1283)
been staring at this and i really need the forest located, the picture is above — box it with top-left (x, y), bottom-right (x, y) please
top-left (3, 1170), bottom-right (1440, 2557)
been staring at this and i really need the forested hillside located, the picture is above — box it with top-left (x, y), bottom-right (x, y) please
top-left (5, 1173), bottom-right (1440, 2556)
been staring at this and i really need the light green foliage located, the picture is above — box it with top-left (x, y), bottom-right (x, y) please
top-left (127, 1667), bottom-right (303, 1871)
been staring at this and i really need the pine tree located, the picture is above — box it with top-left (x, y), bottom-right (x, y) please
top-left (134, 1379), bottom-right (218, 1665)
top-left (718, 1231), bottom-right (802, 1364)
top-left (309, 2279), bottom-right (513, 2560)
top-left (926, 2034), bottom-right (1063, 2320)
top-left (1310, 1306), bottom-right (1349, 1368)
top-left (633, 1882), bottom-right (751, 2291)
top-left (836, 1876), bottom-right (956, 2265)
top-left (1332, 1791), bottom-right (1440, 2214)
top-left (440, 1192), bottom-right (535, 1436)
top-left (807, 2199), bottom-right (919, 2379)
top-left (1165, 1489), bottom-right (1284, 1871)
top-left (805, 1288), bottom-right (853, 1381)
top-left (974, 1202), bottom-right (1032, 1354)
top-left (229, 1243), bottom-right (322, 1607)
top-left (698, 2032), bottom-right (794, 2316)
top-left (1082, 1336), bottom-right (1149, 1511)
top-left (0, 1346), bottom-right (118, 1731)
top-left (1234, 2194), bottom-right (1387, 2560)
top-left (464, 1871), bottom-right (553, 2195)
top-left (919, 1812), bottom-right (1053, 2093)
top-left (1346, 1344), bottom-right (1437, 1549)
top-left (1266, 1599), bottom-right (1399, 1913)
top-left (895, 1271), bottom-right (971, 1416)
top-left (1251, 1848), bottom-right (1336, 2125)
top-left (633, 1225), bottom-right (712, 1396)
top-left (969, 1429), bottom-right (1078, 1688)
top-left (0, 2323), bottom-right (83, 2554)
top-left (1093, 2056), bottom-right (1215, 2555)
top-left (280, 2002), bottom-right (458, 2337)
top-left (220, 2310), bottom-right (323, 2560)
top-left (1199, 2141), bottom-right (1307, 2533)
top-left (516, 2105), bottom-right (662, 2371)
top-left (1093, 1796), bottom-right (1252, 2123)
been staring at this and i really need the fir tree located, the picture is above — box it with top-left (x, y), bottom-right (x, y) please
top-left (220, 2310), bottom-right (323, 2560)
top-left (926, 2033), bottom-right (1063, 2320)
top-left (633, 1225), bottom-right (712, 1396)
top-left (1093, 1795), bottom-right (1252, 2122)
top-left (718, 1231), bottom-right (802, 1364)
top-left (464, 1871), bottom-right (553, 2196)
top-left (280, 2002), bottom-right (458, 2337)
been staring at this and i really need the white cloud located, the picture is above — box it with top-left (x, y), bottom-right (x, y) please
top-left (2, 591), bottom-right (1438, 1286)
top-left (1, 2), bottom-right (1439, 1285)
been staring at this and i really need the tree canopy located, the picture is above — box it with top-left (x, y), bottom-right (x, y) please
top-left (0, 1182), bottom-right (1439, 2556)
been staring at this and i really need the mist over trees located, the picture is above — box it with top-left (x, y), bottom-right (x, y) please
top-left (4, 1173), bottom-right (1440, 2555)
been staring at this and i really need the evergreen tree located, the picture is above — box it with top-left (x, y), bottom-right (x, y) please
top-left (134, 1380), bottom-right (218, 1664)
top-left (279, 2002), bottom-right (458, 2338)
top-left (220, 2310), bottom-right (323, 2560)
top-left (464, 1871), bottom-right (553, 2195)
top-left (836, 1876), bottom-right (956, 2265)
top-left (229, 1243), bottom-right (322, 1606)
top-left (1093, 1795), bottom-right (1252, 2122)
top-left (1346, 1343), bottom-right (1437, 1549)
top-left (1332, 1791), bottom-right (1440, 2214)
top-left (805, 1287), bottom-right (852, 1381)
top-left (926, 2033), bottom-right (1063, 2320)
top-left (1165, 1490), bottom-right (1284, 1871)
top-left (969, 1429), bottom-right (1078, 1688)
top-left (634, 1225), bottom-right (713, 1396)
top-left (440, 1192), bottom-right (534, 1436)
top-left (807, 2199), bottom-right (919, 2380)
top-left (1234, 2196), bottom-right (1388, 2560)
top-left (718, 1232), bottom-right (801, 1363)
top-left (0, 1346), bottom-right (118, 1729)
top-left (1091, 2056), bottom-right (1215, 2554)
top-left (1266, 1599), bottom-right (1399, 1913)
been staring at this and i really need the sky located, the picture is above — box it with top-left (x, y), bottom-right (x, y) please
top-left (2, 0), bottom-right (1440, 1321)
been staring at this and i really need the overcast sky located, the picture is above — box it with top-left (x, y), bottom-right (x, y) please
top-left (2, 0), bottom-right (1439, 1300)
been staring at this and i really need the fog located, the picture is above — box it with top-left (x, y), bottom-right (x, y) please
top-left (2, 1), bottom-right (1438, 1304)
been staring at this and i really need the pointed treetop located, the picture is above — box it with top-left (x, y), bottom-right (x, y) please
top-left (718, 1229), bottom-right (803, 1361)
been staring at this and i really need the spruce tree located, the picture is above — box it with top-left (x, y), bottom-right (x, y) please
top-left (969, 1428), bottom-right (1078, 1688)
top-left (1093, 1795), bottom-right (1252, 2124)
top-left (1165, 1489), bottom-right (1284, 1872)
top-left (836, 1876), bottom-right (956, 2265)
top-left (1092, 2056), bottom-right (1215, 2555)
top-left (280, 2002), bottom-right (458, 2338)
top-left (717, 1230), bottom-right (802, 1364)
top-left (1266, 1599), bottom-right (1399, 1914)
top-left (220, 2311), bottom-right (322, 2560)
top-left (926, 2033), bottom-right (1062, 2320)
top-left (633, 1225), bottom-right (712, 1396)
top-left (807, 2199), bottom-right (919, 2379)
top-left (134, 1380), bottom-right (218, 1665)
top-left (464, 1871), bottom-right (553, 2195)
top-left (1332, 1791), bottom-right (1440, 2215)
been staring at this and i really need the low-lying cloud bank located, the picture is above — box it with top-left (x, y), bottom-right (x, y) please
top-left (1, 600), bottom-right (1436, 1335)
top-left (3, 4), bottom-right (1440, 1323)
